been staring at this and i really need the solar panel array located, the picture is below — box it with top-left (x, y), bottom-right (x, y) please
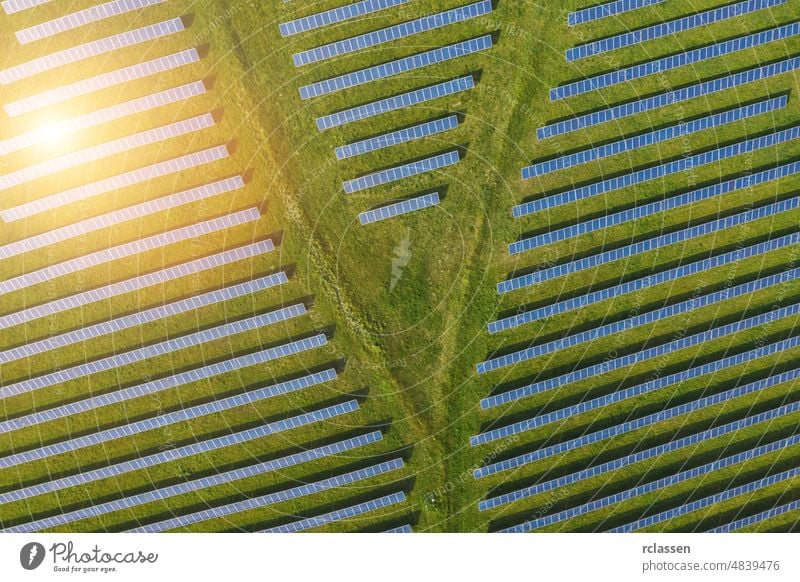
top-left (300, 35), bottom-right (492, 99)
top-left (344, 151), bottom-right (460, 194)
top-left (566, 0), bottom-right (786, 61)
top-left (708, 500), bottom-right (800, 532)
top-left (1, 0), bottom-right (50, 14)
top-left (385, 524), bottom-right (413, 533)
top-left (292, 0), bottom-right (492, 66)
top-left (337, 116), bottom-right (458, 160)
top-left (359, 193), bottom-right (440, 225)
top-left (568, 0), bottom-right (665, 26)
top-left (280, 0), bottom-right (411, 37)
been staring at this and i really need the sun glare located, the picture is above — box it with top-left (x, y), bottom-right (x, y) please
top-left (35, 120), bottom-right (69, 146)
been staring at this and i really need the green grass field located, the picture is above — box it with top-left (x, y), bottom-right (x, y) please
top-left (0, 0), bottom-right (799, 533)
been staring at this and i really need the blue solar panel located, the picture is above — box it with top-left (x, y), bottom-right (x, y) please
top-left (537, 56), bottom-right (800, 140)
top-left (293, 0), bottom-right (492, 66)
top-left (567, 0), bottom-right (786, 61)
top-left (569, 0), bottom-right (665, 26)
top-left (610, 466), bottom-right (800, 533)
top-left (337, 116), bottom-right (458, 160)
top-left (317, 76), bottom-right (474, 131)
top-left (490, 233), bottom-right (800, 334)
top-left (385, 524), bottom-right (413, 533)
top-left (480, 268), bottom-right (798, 375)
top-left (523, 97), bottom-right (787, 178)
top-left (480, 374), bottom-right (800, 510)
top-left (344, 151), bottom-right (459, 194)
top-left (516, 127), bottom-right (800, 218)
top-left (260, 492), bottom-right (407, 533)
top-left (500, 197), bottom-right (799, 293)
top-left (708, 499), bottom-right (800, 532)
top-left (280, 0), bottom-right (411, 37)
top-left (301, 36), bottom-right (491, 100)
top-left (502, 433), bottom-right (800, 532)
top-left (360, 193), bottom-right (440, 225)
top-left (8, 450), bottom-right (398, 534)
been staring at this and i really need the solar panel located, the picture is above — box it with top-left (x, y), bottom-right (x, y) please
top-left (475, 332), bottom-right (800, 446)
top-left (568, 0), bottom-right (665, 26)
top-left (480, 374), bottom-right (800, 510)
top-left (0, 273), bottom-right (287, 365)
top-left (344, 151), bottom-right (459, 194)
top-left (567, 0), bottom-right (786, 61)
top-left (0, 114), bottom-right (216, 193)
top-left (479, 268), bottom-right (799, 375)
top-left (5, 49), bottom-right (201, 118)
top-left (280, 0), bottom-right (411, 37)
top-left (537, 56), bottom-right (800, 140)
top-left (1, 145), bottom-right (229, 222)
top-left (16, 0), bottom-right (167, 45)
top-left (555, 21), bottom-right (800, 100)
top-left (479, 302), bottom-right (800, 411)
top-left (0, 208), bottom-right (260, 297)
top-left (490, 233), bottom-right (800, 334)
top-left (0, 375), bottom-right (346, 505)
top-left (0, 176), bottom-right (244, 259)
top-left (0, 239), bottom-right (275, 329)
top-left (300, 36), bottom-right (492, 99)
top-left (1, 0), bottom-right (50, 14)
top-left (708, 499), bottom-right (800, 532)
top-left (385, 524), bottom-right (413, 533)
top-left (0, 337), bottom-right (330, 470)
top-left (502, 433), bottom-right (800, 532)
top-left (515, 127), bottom-right (800, 218)
top-left (359, 192), bottom-right (440, 225)
top-left (124, 458), bottom-right (403, 533)
top-left (293, 0), bottom-right (492, 66)
top-left (0, 18), bottom-right (185, 85)
top-left (499, 197), bottom-right (800, 293)
top-left (0, 303), bottom-right (307, 405)
top-left (476, 359), bottom-right (800, 478)
top-left (317, 75), bottom-right (474, 131)
top-left (610, 465), bottom-right (800, 533)
top-left (260, 492), bottom-right (407, 533)
top-left (0, 81), bottom-right (206, 158)
top-left (6, 443), bottom-right (395, 534)
top-left (523, 96), bottom-right (787, 178)
top-left (337, 116), bottom-right (458, 160)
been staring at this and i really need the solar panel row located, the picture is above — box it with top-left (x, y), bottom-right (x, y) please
top-left (515, 126), bottom-right (800, 218)
top-left (0, 374), bottom-right (345, 505)
top-left (5, 49), bottom-right (201, 118)
top-left (16, 0), bottom-right (167, 45)
top-left (0, 175), bottom-right (244, 259)
top-left (344, 151), bottom-right (459, 193)
top-left (707, 499), bottom-right (800, 532)
top-left (566, 0), bottom-right (786, 61)
top-left (537, 55), bottom-right (800, 139)
top-left (293, 0), bottom-right (492, 66)
top-left (500, 197), bottom-right (799, 293)
top-left (0, 303), bottom-right (307, 404)
top-left (0, 273), bottom-right (287, 365)
top-left (479, 268), bottom-right (798, 375)
top-left (475, 360), bottom-right (800, 478)
top-left (1, 145), bottom-right (229, 222)
top-left (280, 0), bottom-right (411, 37)
top-left (568, 0), bottom-right (666, 26)
top-left (480, 373), bottom-right (800, 510)
top-left (0, 336), bottom-right (330, 469)
top-left (0, 239), bottom-right (275, 329)
top-left (300, 35), bottom-right (492, 99)
top-left (385, 524), bottom-right (413, 533)
top-left (0, 81), bottom-right (206, 158)
top-left (490, 233), bottom-right (800, 334)
top-left (555, 21), bottom-right (800, 100)
top-left (502, 432), bottom-right (800, 532)
top-left (1, 0), bottom-right (50, 14)
top-left (0, 18), bottom-right (186, 85)
top-left (523, 96), bottom-right (787, 178)
top-left (0, 208), bottom-right (260, 297)
top-left (359, 192), bottom-right (440, 225)
top-left (479, 302), bottom-right (800, 411)
top-left (337, 116), bottom-right (458, 160)
top-left (475, 334), bottom-right (800, 447)
top-left (260, 492), bottom-right (407, 533)
top-left (317, 75), bottom-right (474, 131)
